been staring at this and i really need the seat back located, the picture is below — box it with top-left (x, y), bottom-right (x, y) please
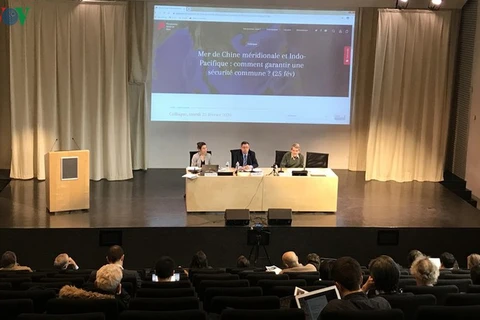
top-left (119, 310), bottom-right (207, 320)
top-left (284, 273), bottom-right (320, 285)
top-left (383, 294), bottom-right (436, 320)
top-left (320, 309), bottom-right (404, 320)
top-left (204, 286), bottom-right (263, 312)
top-left (403, 285), bottom-right (458, 305)
top-left (129, 297), bottom-right (199, 311)
top-left (245, 273), bottom-right (288, 286)
top-left (192, 274), bottom-right (239, 290)
top-left (136, 288), bottom-right (195, 298)
top-left (415, 305), bottom-right (480, 320)
top-left (40, 277), bottom-right (85, 288)
top-left (467, 284), bottom-right (480, 293)
top-left (274, 151), bottom-right (288, 167)
top-left (439, 273), bottom-right (471, 280)
top-left (305, 152), bottom-right (329, 168)
top-left (436, 279), bottom-right (472, 292)
top-left (0, 289), bottom-right (56, 313)
top-left (230, 149), bottom-right (240, 165)
top-left (17, 313), bottom-right (106, 320)
top-left (197, 279), bottom-right (249, 300)
top-left (313, 280), bottom-right (335, 287)
top-left (445, 293), bottom-right (480, 306)
top-left (141, 281), bottom-right (191, 289)
top-left (210, 296), bottom-right (280, 314)
top-left (0, 277), bottom-right (32, 289)
top-left (0, 299), bottom-right (34, 320)
top-left (220, 309), bottom-right (305, 320)
top-left (257, 279), bottom-right (307, 296)
top-left (46, 299), bottom-right (119, 320)
top-left (398, 278), bottom-right (417, 288)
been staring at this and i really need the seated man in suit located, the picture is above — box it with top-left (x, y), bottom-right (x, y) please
top-left (232, 141), bottom-right (259, 170)
top-left (89, 245), bottom-right (142, 289)
top-left (280, 143), bottom-right (304, 168)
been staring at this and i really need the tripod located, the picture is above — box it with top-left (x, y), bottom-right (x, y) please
top-left (248, 234), bottom-right (272, 266)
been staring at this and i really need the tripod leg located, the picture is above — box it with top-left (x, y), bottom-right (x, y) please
top-left (248, 245), bottom-right (255, 263)
top-left (254, 244), bottom-right (260, 266)
top-left (262, 245), bottom-right (272, 265)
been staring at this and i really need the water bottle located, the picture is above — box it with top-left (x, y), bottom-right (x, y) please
top-left (226, 161), bottom-right (230, 169)
top-left (235, 162), bottom-right (240, 171)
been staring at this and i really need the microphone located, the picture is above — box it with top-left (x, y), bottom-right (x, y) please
top-left (49, 139), bottom-right (59, 152)
top-left (72, 138), bottom-right (81, 150)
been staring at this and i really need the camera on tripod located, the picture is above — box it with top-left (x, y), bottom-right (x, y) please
top-left (247, 224), bottom-right (271, 266)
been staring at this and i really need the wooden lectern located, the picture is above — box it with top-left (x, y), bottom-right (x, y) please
top-left (45, 150), bottom-right (90, 213)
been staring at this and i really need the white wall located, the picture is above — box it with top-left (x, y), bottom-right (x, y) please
top-left (465, 3), bottom-right (480, 200)
top-left (149, 122), bottom-right (350, 168)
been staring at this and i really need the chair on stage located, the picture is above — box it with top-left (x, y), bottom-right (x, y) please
top-left (189, 151), bottom-right (212, 166)
top-left (274, 151), bottom-right (288, 167)
top-left (305, 152), bottom-right (329, 168)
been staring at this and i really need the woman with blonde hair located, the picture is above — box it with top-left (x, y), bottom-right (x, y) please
top-left (410, 257), bottom-right (439, 286)
top-left (467, 254), bottom-right (480, 269)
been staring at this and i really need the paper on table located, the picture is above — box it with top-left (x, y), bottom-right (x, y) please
top-left (266, 265), bottom-right (282, 275)
top-left (182, 173), bottom-right (198, 180)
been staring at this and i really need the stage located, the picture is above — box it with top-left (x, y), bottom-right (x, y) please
top-left (0, 169), bottom-right (478, 229)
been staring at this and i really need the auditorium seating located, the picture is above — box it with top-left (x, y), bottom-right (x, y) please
top-left (382, 294), bottom-right (436, 320)
top-left (46, 299), bottom-right (119, 320)
top-left (0, 299), bottom-right (34, 320)
top-left (119, 310), bottom-right (207, 320)
top-left (415, 305), bottom-right (480, 320)
top-left (445, 293), bottom-right (480, 306)
top-left (136, 288), bottom-right (196, 298)
top-left (220, 309), bottom-right (305, 320)
top-left (403, 285), bottom-right (458, 305)
top-left (210, 296), bottom-right (280, 314)
top-left (203, 287), bottom-right (263, 312)
top-left (129, 297), bottom-right (200, 311)
top-left (18, 313), bottom-right (106, 320)
top-left (436, 279), bottom-right (472, 292)
top-left (257, 279), bottom-right (307, 296)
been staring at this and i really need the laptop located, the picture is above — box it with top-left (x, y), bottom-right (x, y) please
top-left (295, 286), bottom-right (340, 320)
top-left (201, 164), bottom-right (219, 173)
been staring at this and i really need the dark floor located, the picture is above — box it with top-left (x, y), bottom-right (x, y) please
top-left (0, 169), bottom-right (478, 228)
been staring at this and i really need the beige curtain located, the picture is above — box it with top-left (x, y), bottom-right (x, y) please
top-left (8, 0), bottom-right (133, 180)
top-left (348, 8), bottom-right (378, 172)
top-left (0, 0), bottom-right (11, 170)
top-left (127, 1), bottom-right (150, 171)
top-left (366, 10), bottom-right (458, 182)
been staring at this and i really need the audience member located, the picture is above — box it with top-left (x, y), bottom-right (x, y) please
top-left (236, 255), bottom-right (250, 268)
top-left (154, 256), bottom-right (175, 282)
top-left (54, 253), bottom-right (79, 270)
top-left (306, 253), bottom-right (321, 271)
top-left (362, 255), bottom-right (400, 295)
top-left (407, 250), bottom-right (424, 269)
top-left (440, 252), bottom-right (458, 270)
top-left (189, 250), bottom-right (210, 269)
top-left (320, 259), bottom-right (335, 280)
top-left (0, 251), bottom-right (32, 272)
top-left (467, 254), bottom-right (480, 269)
top-left (410, 257), bottom-right (439, 286)
top-left (89, 245), bottom-right (141, 289)
top-left (60, 264), bottom-right (130, 311)
top-left (470, 264), bottom-right (480, 285)
top-left (320, 257), bottom-right (391, 317)
top-left (279, 251), bottom-right (317, 274)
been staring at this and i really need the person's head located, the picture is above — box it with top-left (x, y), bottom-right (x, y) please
top-left (368, 255), bottom-right (400, 293)
top-left (95, 264), bottom-right (123, 294)
top-left (319, 259), bottom-right (335, 280)
top-left (410, 257), bottom-right (439, 286)
top-left (106, 245), bottom-right (125, 265)
top-left (407, 250), bottom-right (424, 268)
top-left (282, 251), bottom-right (300, 268)
top-left (306, 253), bottom-right (321, 271)
top-left (155, 256), bottom-right (175, 281)
top-left (236, 255), bottom-right (250, 268)
top-left (440, 252), bottom-right (457, 269)
top-left (190, 251), bottom-right (208, 269)
top-left (54, 253), bottom-right (70, 270)
top-left (1, 251), bottom-right (17, 268)
top-left (240, 141), bottom-right (250, 154)
top-left (467, 254), bottom-right (480, 269)
top-left (197, 142), bottom-right (207, 154)
top-left (290, 143), bottom-right (301, 157)
top-left (471, 264), bottom-right (480, 285)
top-left (331, 257), bottom-right (363, 297)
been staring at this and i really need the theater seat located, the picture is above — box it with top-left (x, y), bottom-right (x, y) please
top-left (119, 310), bottom-right (207, 320)
top-left (46, 299), bottom-right (119, 320)
top-left (403, 285), bottom-right (458, 305)
top-left (246, 273), bottom-right (288, 286)
top-left (320, 309), bottom-right (404, 320)
top-left (415, 305), bottom-right (480, 320)
top-left (17, 313), bottom-right (105, 320)
top-left (197, 279), bottom-right (249, 300)
top-left (136, 288), bottom-right (195, 298)
top-left (0, 289), bottom-right (56, 313)
top-left (210, 296), bottom-right (280, 314)
top-left (141, 281), bottom-right (191, 289)
top-left (0, 299), bottom-right (34, 320)
top-left (257, 279), bottom-right (307, 296)
top-left (204, 287), bottom-right (263, 313)
top-left (382, 294), bottom-right (435, 320)
top-left (129, 297), bottom-right (200, 311)
top-left (220, 309), bottom-right (305, 320)
top-left (445, 293), bottom-right (480, 306)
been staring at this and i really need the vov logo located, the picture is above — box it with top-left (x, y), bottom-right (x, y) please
top-left (0, 7), bottom-right (30, 25)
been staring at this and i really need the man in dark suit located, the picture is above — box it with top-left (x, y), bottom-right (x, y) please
top-left (232, 141), bottom-right (259, 170)
top-left (89, 245), bottom-right (142, 290)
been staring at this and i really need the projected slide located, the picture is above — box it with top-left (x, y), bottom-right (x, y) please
top-left (152, 6), bottom-right (355, 124)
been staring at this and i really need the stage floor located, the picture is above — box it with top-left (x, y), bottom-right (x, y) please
top-left (0, 169), bottom-right (478, 229)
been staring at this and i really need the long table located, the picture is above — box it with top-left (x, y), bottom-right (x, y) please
top-left (185, 168), bottom-right (338, 213)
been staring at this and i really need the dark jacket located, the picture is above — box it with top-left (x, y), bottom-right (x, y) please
top-left (231, 150), bottom-right (259, 168)
top-left (321, 291), bottom-right (391, 316)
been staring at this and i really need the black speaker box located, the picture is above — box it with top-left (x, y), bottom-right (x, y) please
top-left (268, 208), bottom-right (292, 225)
top-left (225, 209), bottom-right (250, 226)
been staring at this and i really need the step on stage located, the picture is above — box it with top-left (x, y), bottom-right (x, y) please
top-left (0, 169), bottom-right (478, 229)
